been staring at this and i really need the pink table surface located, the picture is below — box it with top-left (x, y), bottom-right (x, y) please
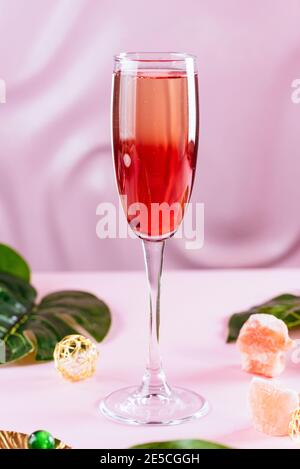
top-left (1, 269), bottom-right (300, 449)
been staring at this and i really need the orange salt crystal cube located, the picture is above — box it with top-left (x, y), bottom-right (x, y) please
top-left (237, 314), bottom-right (294, 377)
top-left (249, 377), bottom-right (299, 436)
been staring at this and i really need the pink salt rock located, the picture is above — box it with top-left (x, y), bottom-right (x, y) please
top-left (249, 377), bottom-right (299, 436)
top-left (237, 313), bottom-right (294, 377)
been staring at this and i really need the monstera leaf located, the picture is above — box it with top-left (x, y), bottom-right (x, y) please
top-left (0, 243), bottom-right (30, 282)
top-left (0, 272), bottom-right (111, 363)
top-left (131, 440), bottom-right (229, 449)
top-left (227, 294), bottom-right (300, 342)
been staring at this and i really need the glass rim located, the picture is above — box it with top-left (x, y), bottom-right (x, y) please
top-left (114, 52), bottom-right (197, 63)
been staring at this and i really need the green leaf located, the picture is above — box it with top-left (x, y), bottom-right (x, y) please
top-left (0, 244), bottom-right (30, 282)
top-left (131, 440), bottom-right (230, 449)
top-left (0, 274), bottom-right (111, 363)
top-left (227, 293), bottom-right (300, 342)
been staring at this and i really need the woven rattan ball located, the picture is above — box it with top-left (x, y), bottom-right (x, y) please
top-left (289, 408), bottom-right (300, 442)
top-left (54, 335), bottom-right (98, 382)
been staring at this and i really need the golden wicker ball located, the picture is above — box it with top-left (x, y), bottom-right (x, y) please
top-left (289, 408), bottom-right (300, 442)
top-left (54, 334), bottom-right (98, 382)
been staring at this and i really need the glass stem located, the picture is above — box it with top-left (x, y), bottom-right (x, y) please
top-left (139, 239), bottom-right (171, 397)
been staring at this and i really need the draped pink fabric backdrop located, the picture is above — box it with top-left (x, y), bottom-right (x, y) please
top-left (0, 0), bottom-right (299, 271)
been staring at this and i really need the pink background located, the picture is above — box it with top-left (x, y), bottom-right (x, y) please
top-left (0, 0), bottom-right (300, 271)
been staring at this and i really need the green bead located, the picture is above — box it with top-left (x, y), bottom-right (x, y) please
top-left (28, 430), bottom-right (55, 449)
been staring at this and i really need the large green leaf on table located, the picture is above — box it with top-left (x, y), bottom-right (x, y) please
top-left (0, 244), bottom-right (31, 282)
top-left (131, 440), bottom-right (230, 449)
top-left (227, 294), bottom-right (300, 343)
top-left (0, 273), bottom-right (37, 360)
top-left (0, 273), bottom-right (111, 363)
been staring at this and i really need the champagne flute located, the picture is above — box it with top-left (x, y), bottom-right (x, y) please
top-left (100, 52), bottom-right (208, 425)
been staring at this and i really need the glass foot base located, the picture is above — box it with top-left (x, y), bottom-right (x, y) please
top-left (100, 386), bottom-right (209, 426)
